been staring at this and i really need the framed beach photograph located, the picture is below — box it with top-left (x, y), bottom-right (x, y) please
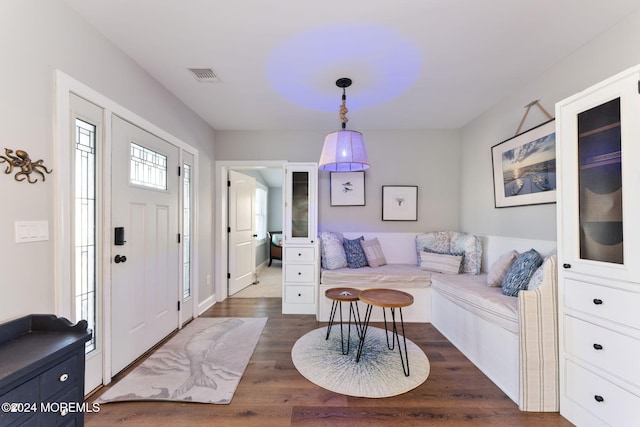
top-left (382, 185), bottom-right (418, 221)
top-left (330, 171), bottom-right (365, 206)
top-left (491, 119), bottom-right (556, 208)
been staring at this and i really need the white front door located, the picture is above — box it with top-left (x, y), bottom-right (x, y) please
top-left (110, 115), bottom-right (180, 375)
top-left (228, 170), bottom-right (256, 295)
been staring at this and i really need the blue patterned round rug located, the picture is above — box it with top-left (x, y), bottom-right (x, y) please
top-left (291, 326), bottom-right (430, 398)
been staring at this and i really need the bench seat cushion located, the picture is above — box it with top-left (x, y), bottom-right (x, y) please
top-left (320, 264), bottom-right (431, 288)
top-left (431, 273), bottom-right (519, 334)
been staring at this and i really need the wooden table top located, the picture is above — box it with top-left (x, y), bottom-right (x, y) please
top-left (358, 288), bottom-right (414, 308)
top-left (324, 287), bottom-right (361, 302)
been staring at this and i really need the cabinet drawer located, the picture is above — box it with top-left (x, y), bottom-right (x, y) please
top-left (564, 278), bottom-right (640, 329)
top-left (284, 285), bottom-right (315, 304)
top-left (284, 246), bottom-right (315, 262)
top-left (40, 355), bottom-right (79, 400)
top-left (0, 377), bottom-right (38, 426)
top-left (284, 264), bottom-right (315, 282)
top-left (42, 385), bottom-right (79, 426)
top-left (565, 360), bottom-right (640, 425)
top-left (564, 315), bottom-right (640, 385)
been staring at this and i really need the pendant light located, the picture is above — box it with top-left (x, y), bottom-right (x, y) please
top-left (319, 78), bottom-right (369, 171)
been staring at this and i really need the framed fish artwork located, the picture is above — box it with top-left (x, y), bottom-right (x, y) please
top-left (330, 171), bottom-right (365, 206)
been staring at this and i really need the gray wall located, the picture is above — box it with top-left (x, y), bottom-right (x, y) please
top-left (215, 129), bottom-right (462, 234)
top-left (0, 0), bottom-right (216, 323)
top-left (459, 9), bottom-right (640, 242)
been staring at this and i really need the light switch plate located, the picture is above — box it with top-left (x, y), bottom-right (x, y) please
top-left (15, 220), bottom-right (49, 243)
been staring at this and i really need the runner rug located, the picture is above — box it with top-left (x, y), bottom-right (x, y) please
top-left (97, 317), bottom-right (267, 404)
top-left (292, 326), bottom-right (430, 398)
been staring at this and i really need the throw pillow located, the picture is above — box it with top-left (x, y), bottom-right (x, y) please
top-left (423, 248), bottom-right (465, 273)
top-left (360, 238), bottom-right (387, 268)
top-left (415, 232), bottom-right (452, 264)
top-left (501, 249), bottom-right (543, 297)
top-left (318, 231), bottom-right (348, 270)
top-left (487, 250), bottom-right (519, 287)
top-left (343, 236), bottom-right (368, 268)
top-left (450, 232), bottom-right (483, 275)
top-left (419, 251), bottom-right (463, 274)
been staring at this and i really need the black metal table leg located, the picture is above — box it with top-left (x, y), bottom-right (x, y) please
top-left (387, 307), bottom-right (410, 376)
top-left (355, 304), bottom-right (373, 362)
top-left (326, 299), bottom-right (362, 355)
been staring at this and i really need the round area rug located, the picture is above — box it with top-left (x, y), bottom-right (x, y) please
top-left (291, 326), bottom-right (430, 398)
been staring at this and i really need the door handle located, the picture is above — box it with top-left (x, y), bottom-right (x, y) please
top-left (114, 255), bottom-right (127, 264)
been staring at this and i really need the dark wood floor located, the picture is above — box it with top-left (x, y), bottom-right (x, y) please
top-left (85, 298), bottom-right (573, 426)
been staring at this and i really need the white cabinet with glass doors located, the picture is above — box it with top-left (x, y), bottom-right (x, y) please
top-left (556, 64), bottom-right (640, 426)
top-left (282, 163), bottom-right (318, 315)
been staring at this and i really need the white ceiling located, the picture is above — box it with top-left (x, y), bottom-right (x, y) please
top-left (63, 0), bottom-right (640, 131)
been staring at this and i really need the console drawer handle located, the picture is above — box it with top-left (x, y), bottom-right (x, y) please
top-left (593, 343), bottom-right (603, 350)
top-left (593, 298), bottom-right (603, 305)
top-left (594, 395), bottom-right (604, 403)
top-left (59, 373), bottom-right (69, 382)
top-left (563, 263), bottom-right (571, 269)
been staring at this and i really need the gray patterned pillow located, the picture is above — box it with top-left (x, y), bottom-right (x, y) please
top-left (501, 249), bottom-right (543, 297)
top-left (343, 236), bottom-right (368, 268)
top-left (450, 232), bottom-right (482, 275)
top-left (319, 231), bottom-right (348, 270)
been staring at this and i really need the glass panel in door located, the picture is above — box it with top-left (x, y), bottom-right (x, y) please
top-left (291, 171), bottom-right (309, 238)
top-left (577, 97), bottom-right (623, 264)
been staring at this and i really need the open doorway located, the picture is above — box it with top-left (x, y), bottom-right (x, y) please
top-left (215, 161), bottom-right (285, 301)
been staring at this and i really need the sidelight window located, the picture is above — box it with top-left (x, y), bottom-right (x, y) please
top-left (74, 118), bottom-right (97, 353)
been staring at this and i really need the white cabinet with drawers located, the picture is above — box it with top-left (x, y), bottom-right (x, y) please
top-left (556, 64), bottom-right (640, 426)
top-left (282, 163), bottom-right (318, 314)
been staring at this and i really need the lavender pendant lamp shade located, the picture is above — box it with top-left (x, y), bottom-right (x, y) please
top-left (319, 78), bottom-right (370, 172)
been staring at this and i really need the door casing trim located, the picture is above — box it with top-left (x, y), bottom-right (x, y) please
top-left (54, 70), bottom-right (200, 388)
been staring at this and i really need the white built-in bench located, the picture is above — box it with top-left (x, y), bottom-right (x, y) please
top-left (317, 232), bottom-right (558, 412)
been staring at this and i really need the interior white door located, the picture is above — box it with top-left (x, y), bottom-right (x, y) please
top-left (228, 170), bottom-right (256, 295)
top-left (111, 115), bottom-right (180, 375)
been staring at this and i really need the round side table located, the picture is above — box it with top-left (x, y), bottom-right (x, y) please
top-left (324, 287), bottom-right (362, 355)
top-left (357, 288), bottom-right (414, 376)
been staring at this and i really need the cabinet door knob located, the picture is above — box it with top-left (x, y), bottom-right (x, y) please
top-left (562, 263), bottom-right (571, 269)
top-left (59, 373), bottom-right (69, 382)
top-left (298, 253), bottom-right (302, 256)
top-left (593, 298), bottom-right (603, 305)
top-left (593, 343), bottom-right (603, 350)
top-left (594, 395), bottom-right (604, 403)
top-left (298, 272), bottom-right (302, 275)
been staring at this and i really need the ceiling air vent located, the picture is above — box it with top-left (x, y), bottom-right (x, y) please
top-left (188, 67), bottom-right (219, 83)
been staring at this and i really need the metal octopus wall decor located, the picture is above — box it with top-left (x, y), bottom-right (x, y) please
top-left (0, 148), bottom-right (53, 183)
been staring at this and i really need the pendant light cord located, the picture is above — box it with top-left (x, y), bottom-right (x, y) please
top-left (339, 88), bottom-right (348, 129)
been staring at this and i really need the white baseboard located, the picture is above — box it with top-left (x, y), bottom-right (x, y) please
top-left (198, 294), bottom-right (216, 315)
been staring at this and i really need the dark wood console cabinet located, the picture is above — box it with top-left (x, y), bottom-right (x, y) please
top-left (0, 314), bottom-right (91, 426)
